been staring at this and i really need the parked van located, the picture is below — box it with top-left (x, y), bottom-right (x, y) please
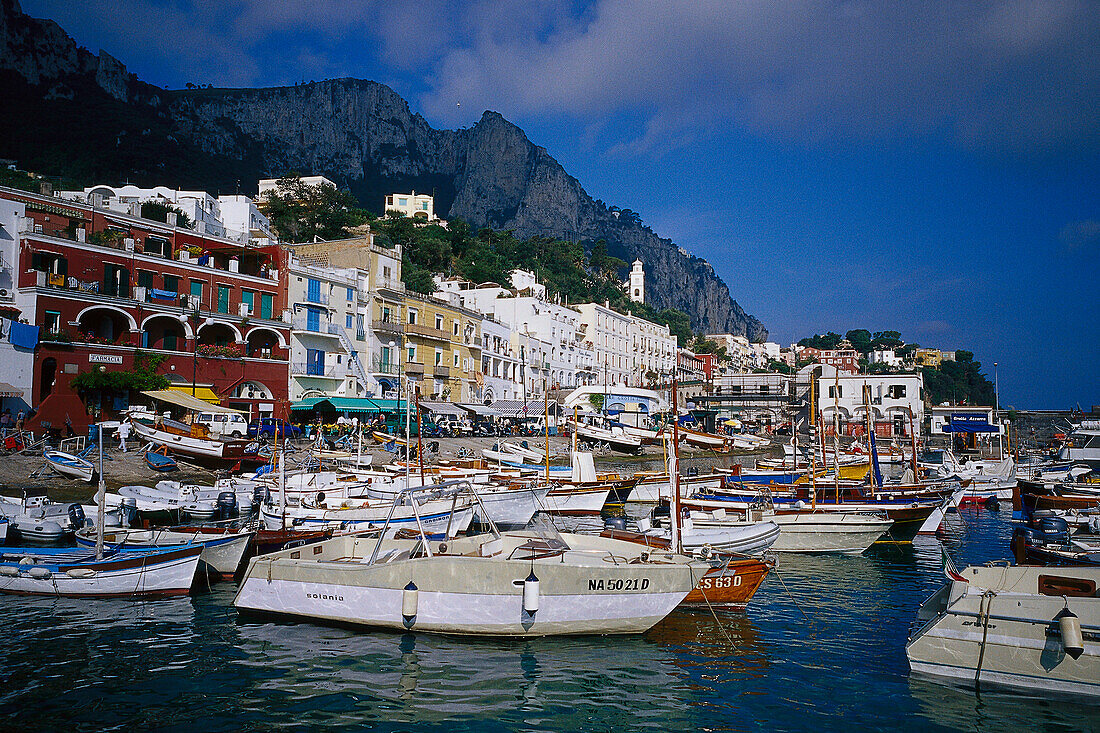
top-left (193, 412), bottom-right (249, 439)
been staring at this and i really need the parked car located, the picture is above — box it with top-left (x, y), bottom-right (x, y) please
top-left (248, 418), bottom-right (302, 439)
top-left (194, 411), bottom-right (249, 439)
top-left (434, 415), bottom-right (472, 436)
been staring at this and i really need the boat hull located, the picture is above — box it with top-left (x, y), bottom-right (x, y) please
top-left (907, 566), bottom-right (1100, 697)
top-left (0, 545), bottom-right (202, 598)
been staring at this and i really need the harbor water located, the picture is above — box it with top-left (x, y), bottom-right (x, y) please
top-left (1, 507), bottom-right (1097, 732)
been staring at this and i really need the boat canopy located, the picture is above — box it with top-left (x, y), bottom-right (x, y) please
top-left (165, 384), bottom-right (221, 404)
top-left (141, 390), bottom-right (243, 414)
top-left (941, 421), bottom-right (999, 433)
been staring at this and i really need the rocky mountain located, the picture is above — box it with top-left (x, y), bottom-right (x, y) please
top-left (0, 0), bottom-right (765, 339)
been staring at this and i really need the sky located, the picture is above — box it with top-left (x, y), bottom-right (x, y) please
top-left (23, 0), bottom-right (1100, 409)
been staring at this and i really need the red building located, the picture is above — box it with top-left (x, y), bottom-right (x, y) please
top-left (695, 353), bottom-right (719, 380)
top-left (3, 187), bottom-right (291, 431)
top-left (801, 347), bottom-right (860, 374)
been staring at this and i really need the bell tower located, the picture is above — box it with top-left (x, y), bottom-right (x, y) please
top-left (628, 259), bottom-right (645, 304)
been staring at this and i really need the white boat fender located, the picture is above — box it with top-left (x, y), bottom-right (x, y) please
top-left (402, 581), bottom-right (418, 624)
top-left (66, 568), bottom-right (97, 579)
top-left (27, 567), bottom-right (51, 580)
top-left (0, 566), bottom-right (18, 577)
top-left (523, 571), bottom-right (540, 615)
top-left (18, 556), bottom-right (36, 565)
top-left (1058, 607), bottom-right (1084, 659)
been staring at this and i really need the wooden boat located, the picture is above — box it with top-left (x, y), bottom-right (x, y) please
top-left (44, 450), bottom-right (96, 482)
top-left (234, 485), bottom-right (709, 636)
top-left (679, 426), bottom-right (729, 452)
top-left (1017, 478), bottom-right (1100, 516)
top-left (129, 416), bottom-right (256, 463)
top-left (76, 526), bottom-right (254, 580)
top-left (0, 544), bottom-right (202, 598)
top-left (599, 527), bottom-right (774, 609)
top-left (573, 422), bottom-right (644, 454)
top-left (144, 445), bottom-right (178, 472)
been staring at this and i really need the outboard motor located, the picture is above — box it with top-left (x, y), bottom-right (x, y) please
top-left (251, 485), bottom-right (269, 512)
top-left (67, 504), bottom-right (86, 531)
top-left (216, 491), bottom-right (239, 521)
top-left (1037, 516), bottom-right (1069, 546)
top-left (604, 516), bottom-right (627, 531)
top-left (120, 496), bottom-right (139, 528)
top-left (1011, 525), bottom-right (1046, 565)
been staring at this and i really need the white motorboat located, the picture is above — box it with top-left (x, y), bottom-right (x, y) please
top-left (680, 500), bottom-right (892, 553)
top-left (647, 514), bottom-right (780, 555)
top-left (0, 544), bottom-right (202, 598)
top-left (1059, 421), bottom-right (1100, 470)
top-left (44, 450), bottom-right (96, 482)
top-left (539, 484), bottom-right (612, 515)
top-left (99, 485), bottom-right (218, 522)
top-left (234, 484), bottom-right (708, 636)
top-left (76, 526), bottom-right (254, 580)
top-left (628, 472), bottom-right (725, 503)
top-left (498, 441), bottom-right (547, 462)
top-left (0, 491), bottom-right (87, 542)
top-left (260, 492), bottom-right (476, 534)
top-left (907, 562), bottom-right (1099, 696)
top-left (366, 482), bottom-right (550, 527)
top-left (572, 422), bottom-right (644, 454)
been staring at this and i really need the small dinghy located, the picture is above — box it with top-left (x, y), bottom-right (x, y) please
top-left (144, 446), bottom-right (178, 472)
top-left (44, 450), bottom-right (96, 483)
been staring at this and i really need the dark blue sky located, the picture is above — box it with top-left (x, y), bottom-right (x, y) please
top-left (24, 0), bottom-right (1100, 409)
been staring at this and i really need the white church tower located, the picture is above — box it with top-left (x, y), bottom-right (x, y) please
top-left (628, 259), bottom-right (645, 304)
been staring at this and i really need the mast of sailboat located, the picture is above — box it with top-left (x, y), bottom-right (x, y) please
top-left (414, 385), bottom-right (425, 487)
top-left (404, 377), bottom-right (411, 490)
top-left (572, 406), bottom-right (578, 455)
top-left (95, 423), bottom-right (105, 560)
top-left (834, 367), bottom-right (841, 503)
top-left (909, 411), bottom-right (919, 481)
top-left (809, 373), bottom-right (817, 509)
top-left (544, 390), bottom-right (551, 485)
top-left (670, 376), bottom-right (682, 555)
top-left (864, 383), bottom-right (877, 492)
top-left (279, 437), bottom-right (287, 532)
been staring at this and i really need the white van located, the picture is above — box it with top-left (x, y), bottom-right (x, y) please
top-left (194, 412), bottom-right (249, 439)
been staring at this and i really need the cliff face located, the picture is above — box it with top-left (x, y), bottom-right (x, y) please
top-left (0, 0), bottom-right (766, 339)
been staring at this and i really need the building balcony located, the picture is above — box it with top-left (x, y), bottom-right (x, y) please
top-left (372, 358), bottom-right (401, 375)
top-left (404, 361), bottom-right (426, 376)
top-left (302, 292), bottom-right (329, 306)
top-left (290, 318), bottom-right (341, 337)
top-left (372, 318), bottom-right (405, 335)
top-left (291, 363), bottom-right (340, 378)
top-left (405, 323), bottom-right (447, 341)
top-left (433, 365), bottom-right (451, 379)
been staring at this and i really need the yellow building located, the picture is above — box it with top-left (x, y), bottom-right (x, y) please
top-left (403, 292), bottom-right (483, 402)
top-left (915, 348), bottom-right (945, 367)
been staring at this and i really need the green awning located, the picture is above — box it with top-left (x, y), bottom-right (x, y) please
top-left (290, 397), bottom-right (408, 414)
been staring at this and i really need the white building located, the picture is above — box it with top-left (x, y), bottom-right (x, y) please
top-left (0, 197), bottom-right (35, 415)
top-left (627, 312), bottom-right (676, 386)
top-left (576, 301), bottom-right (632, 387)
top-left (707, 333), bottom-right (754, 371)
top-left (810, 365), bottom-right (924, 437)
top-left (59, 185), bottom-right (227, 238)
top-left (438, 271), bottom-right (592, 393)
top-left (217, 194), bottom-right (276, 244)
top-left (479, 317), bottom-right (523, 402)
top-left (284, 252), bottom-right (370, 402)
top-left (385, 191), bottom-right (438, 221)
top-left (869, 349), bottom-right (902, 367)
top-left (257, 176), bottom-right (337, 197)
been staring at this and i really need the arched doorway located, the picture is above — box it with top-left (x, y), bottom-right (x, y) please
top-left (39, 357), bottom-right (57, 402)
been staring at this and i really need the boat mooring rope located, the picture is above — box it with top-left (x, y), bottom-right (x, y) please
top-left (770, 564), bottom-right (819, 638)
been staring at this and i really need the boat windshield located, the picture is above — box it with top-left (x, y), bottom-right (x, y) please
top-left (524, 513), bottom-right (571, 551)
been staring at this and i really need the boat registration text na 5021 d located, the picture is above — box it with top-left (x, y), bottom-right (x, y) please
top-left (588, 578), bottom-right (650, 591)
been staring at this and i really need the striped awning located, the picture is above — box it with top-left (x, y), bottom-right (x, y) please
top-left (0, 382), bottom-right (23, 398)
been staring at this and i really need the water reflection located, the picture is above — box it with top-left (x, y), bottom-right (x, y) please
top-left (233, 619), bottom-right (700, 730)
top-left (909, 676), bottom-right (1100, 732)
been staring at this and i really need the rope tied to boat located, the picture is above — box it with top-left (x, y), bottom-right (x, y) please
top-left (974, 589), bottom-right (996, 689)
